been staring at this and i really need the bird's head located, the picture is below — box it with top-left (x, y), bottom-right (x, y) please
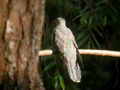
top-left (55, 17), bottom-right (66, 26)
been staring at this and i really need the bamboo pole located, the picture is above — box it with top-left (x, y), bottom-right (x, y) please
top-left (38, 50), bottom-right (53, 56)
top-left (38, 49), bottom-right (120, 57)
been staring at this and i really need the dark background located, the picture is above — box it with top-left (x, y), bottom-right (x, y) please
top-left (41, 0), bottom-right (120, 90)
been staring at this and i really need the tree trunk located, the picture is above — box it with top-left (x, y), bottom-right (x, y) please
top-left (0, 0), bottom-right (45, 90)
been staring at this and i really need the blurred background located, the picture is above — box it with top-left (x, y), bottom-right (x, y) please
top-left (41, 0), bottom-right (120, 90)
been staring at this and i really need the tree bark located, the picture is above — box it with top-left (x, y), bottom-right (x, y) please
top-left (0, 0), bottom-right (45, 90)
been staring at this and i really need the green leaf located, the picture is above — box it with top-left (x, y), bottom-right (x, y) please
top-left (44, 62), bottom-right (56, 72)
top-left (58, 75), bottom-right (65, 90)
top-left (94, 26), bottom-right (103, 38)
top-left (88, 16), bottom-right (94, 25)
top-left (88, 39), bottom-right (91, 49)
top-left (96, 0), bottom-right (106, 6)
top-left (53, 76), bottom-right (58, 89)
top-left (80, 17), bottom-right (87, 24)
top-left (77, 34), bottom-right (89, 48)
top-left (91, 32), bottom-right (101, 48)
top-left (76, 30), bottom-right (89, 41)
top-left (103, 16), bottom-right (107, 26)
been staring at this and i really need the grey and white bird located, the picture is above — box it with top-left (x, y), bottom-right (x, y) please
top-left (55, 17), bottom-right (82, 83)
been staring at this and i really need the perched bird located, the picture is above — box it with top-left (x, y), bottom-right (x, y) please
top-left (54, 17), bottom-right (82, 83)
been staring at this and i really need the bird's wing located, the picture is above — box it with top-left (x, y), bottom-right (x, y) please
top-left (67, 28), bottom-right (83, 65)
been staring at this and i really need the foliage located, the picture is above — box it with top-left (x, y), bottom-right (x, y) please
top-left (41, 0), bottom-right (120, 90)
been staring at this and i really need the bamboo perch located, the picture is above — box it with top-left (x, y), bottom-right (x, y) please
top-left (38, 49), bottom-right (120, 57)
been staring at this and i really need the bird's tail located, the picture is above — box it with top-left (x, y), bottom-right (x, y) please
top-left (67, 60), bottom-right (81, 83)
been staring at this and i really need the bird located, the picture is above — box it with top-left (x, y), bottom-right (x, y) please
top-left (54, 17), bottom-right (82, 83)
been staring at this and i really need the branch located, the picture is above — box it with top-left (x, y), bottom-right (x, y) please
top-left (38, 49), bottom-right (120, 57)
